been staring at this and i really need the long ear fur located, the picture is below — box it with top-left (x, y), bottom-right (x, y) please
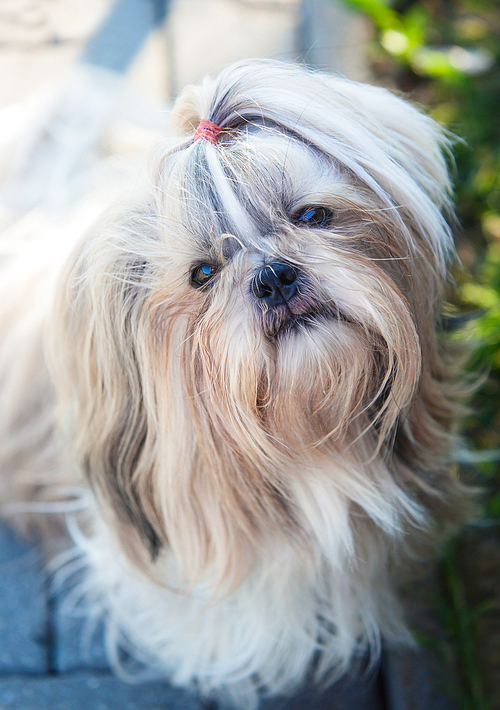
top-left (48, 211), bottom-right (166, 562)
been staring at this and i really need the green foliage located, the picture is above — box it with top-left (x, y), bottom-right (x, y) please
top-left (462, 243), bottom-right (500, 367)
top-left (345, 0), bottom-right (464, 79)
top-left (460, 238), bottom-right (500, 518)
top-left (343, 0), bottom-right (496, 81)
top-left (441, 539), bottom-right (490, 710)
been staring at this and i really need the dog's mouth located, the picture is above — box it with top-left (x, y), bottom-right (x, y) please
top-left (249, 263), bottom-right (346, 339)
top-left (258, 298), bottom-right (344, 339)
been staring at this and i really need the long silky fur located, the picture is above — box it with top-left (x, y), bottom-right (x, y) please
top-left (0, 59), bottom-right (471, 708)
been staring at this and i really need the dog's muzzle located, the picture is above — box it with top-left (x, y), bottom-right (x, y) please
top-left (251, 261), bottom-right (322, 337)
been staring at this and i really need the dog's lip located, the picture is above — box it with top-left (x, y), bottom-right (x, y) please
top-left (266, 302), bottom-right (344, 339)
top-left (254, 285), bottom-right (345, 339)
top-left (287, 294), bottom-right (315, 316)
top-left (276, 310), bottom-right (319, 334)
top-left (282, 306), bottom-right (340, 330)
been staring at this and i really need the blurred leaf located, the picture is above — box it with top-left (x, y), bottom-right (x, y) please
top-left (461, 284), bottom-right (499, 309)
top-left (410, 46), bottom-right (465, 80)
top-left (341, 0), bottom-right (401, 32)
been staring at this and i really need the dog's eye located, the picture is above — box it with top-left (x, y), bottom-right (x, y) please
top-left (294, 206), bottom-right (333, 228)
top-left (191, 263), bottom-right (217, 288)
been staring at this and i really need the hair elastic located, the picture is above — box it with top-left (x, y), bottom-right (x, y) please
top-left (193, 119), bottom-right (222, 145)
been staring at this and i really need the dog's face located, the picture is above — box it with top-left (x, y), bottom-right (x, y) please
top-left (53, 61), bottom-right (462, 588)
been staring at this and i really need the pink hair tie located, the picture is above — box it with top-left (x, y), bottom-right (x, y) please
top-left (193, 119), bottom-right (222, 145)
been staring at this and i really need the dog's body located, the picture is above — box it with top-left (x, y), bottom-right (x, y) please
top-left (0, 60), bottom-right (469, 708)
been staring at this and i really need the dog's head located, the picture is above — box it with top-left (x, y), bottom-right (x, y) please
top-left (53, 60), bottom-right (464, 586)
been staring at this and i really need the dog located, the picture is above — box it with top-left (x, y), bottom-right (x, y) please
top-left (0, 59), bottom-right (470, 708)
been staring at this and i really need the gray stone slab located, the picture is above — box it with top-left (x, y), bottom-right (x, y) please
top-left (0, 525), bottom-right (48, 674)
top-left (383, 568), bottom-right (460, 710)
top-left (260, 671), bottom-right (384, 710)
top-left (383, 650), bottom-right (459, 710)
top-left (51, 575), bottom-right (109, 673)
top-left (0, 673), bottom-right (204, 710)
top-left (51, 611), bottom-right (109, 674)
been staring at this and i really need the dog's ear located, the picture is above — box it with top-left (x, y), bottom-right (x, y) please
top-left (168, 78), bottom-right (215, 138)
top-left (169, 84), bottom-right (202, 137)
top-left (49, 224), bottom-right (164, 561)
top-left (335, 79), bottom-right (454, 192)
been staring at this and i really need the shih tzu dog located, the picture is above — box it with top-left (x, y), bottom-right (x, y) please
top-left (0, 59), bottom-right (469, 708)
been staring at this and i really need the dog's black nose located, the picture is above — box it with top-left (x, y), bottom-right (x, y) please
top-left (252, 262), bottom-right (299, 307)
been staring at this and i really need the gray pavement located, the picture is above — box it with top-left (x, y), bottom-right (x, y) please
top-left (0, 521), bottom-right (385, 709)
top-left (0, 523), bottom-right (459, 709)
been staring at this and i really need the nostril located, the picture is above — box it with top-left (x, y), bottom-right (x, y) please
top-left (277, 264), bottom-right (298, 286)
top-left (260, 283), bottom-right (273, 298)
